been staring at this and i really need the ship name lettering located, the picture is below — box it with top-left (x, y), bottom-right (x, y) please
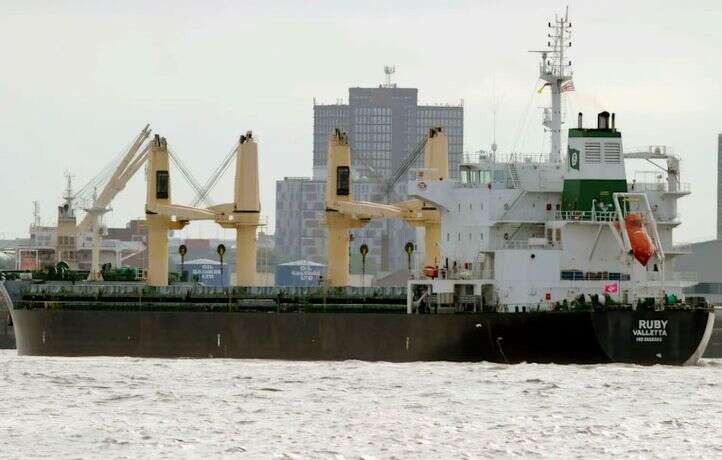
top-left (632, 319), bottom-right (668, 341)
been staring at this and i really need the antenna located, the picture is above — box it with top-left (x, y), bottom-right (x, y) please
top-left (63, 170), bottom-right (76, 214)
top-left (530, 6), bottom-right (573, 163)
top-left (490, 75), bottom-right (500, 162)
top-left (383, 65), bottom-right (396, 88)
top-left (33, 201), bottom-right (41, 227)
top-left (64, 171), bottom-right (74, 201)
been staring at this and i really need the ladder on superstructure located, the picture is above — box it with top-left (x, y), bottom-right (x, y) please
top-left (507, 162), bottom-right (520, 189)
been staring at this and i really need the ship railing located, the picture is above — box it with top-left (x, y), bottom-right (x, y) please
top-left (497, 240), bottom-right (560, 250)
top-left (654, 213), bottom-right (681, 224)
top-left (553, 210), bottom-right (617, 222)
top-left (625, 145), bottom-right (676, 158)
top-left (461, 152), bottom-right (550, 165)
top-left (667, 243), bottom-right (692, 254)
top-left (454, 181), bottom-right (485, 189)
top-left (504, 152), bottom-right (550, 164)
top-left (628, 182), bottom-right (691, 193)
top-left (499, 303), bottom-right (550, 313)
top-left (461, 152), bottom-right (493, 164)
top-left (647, 271), bottom-right (698, 282)
top-left (414, 269), bottom-right (494, 281)
top-left (21, 283), bottom-right (409, 299)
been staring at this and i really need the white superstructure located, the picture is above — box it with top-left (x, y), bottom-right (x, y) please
top-left (407, 11), bottom-right (693, 313)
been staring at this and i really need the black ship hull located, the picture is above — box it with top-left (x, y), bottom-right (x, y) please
top-left (7, 308), bottom-right (713, 365)
top-left (2, 282), bottom-right (714, 364)
top-left (0, 330), bottom-right (14, 349)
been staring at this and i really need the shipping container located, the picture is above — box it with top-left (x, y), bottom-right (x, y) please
top-left (275, 260), bottom-right (325, 287)
top-left (180, 258), bottom-right (231, 287)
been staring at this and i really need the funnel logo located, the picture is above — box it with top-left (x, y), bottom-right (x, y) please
top-left (568, 147), bottom-right (580, 170)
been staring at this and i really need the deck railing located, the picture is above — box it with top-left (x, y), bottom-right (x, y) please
top-left (647, 271), bottom-right (697, 282)
top-left (460, 152), bottom-right (550, 165)
top-left (553, 210), bottom-right (617, 222)
top-left (628, 182), bottom-right (691, 193)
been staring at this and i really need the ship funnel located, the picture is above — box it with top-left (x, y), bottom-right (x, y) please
top-left (578, 112), bottom-right (583, 129)
top-left (611, 113), bottom-right (616, 130)
top-left (597, 111), bottom-right (610, 130)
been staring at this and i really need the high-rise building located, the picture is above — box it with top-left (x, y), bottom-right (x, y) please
top-left (277, 71), bottom-right (463, 274)
top-left (312, 85), bottom-right (463, 180)
top-left (718, 133), bottom-right (722, 239)
top-left (275, 177), bottom-right (386, 271)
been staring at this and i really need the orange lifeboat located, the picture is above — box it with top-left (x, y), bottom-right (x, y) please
top-left (625, 213), bottom-right (655, 266)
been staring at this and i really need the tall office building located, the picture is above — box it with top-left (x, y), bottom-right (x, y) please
top-left (313, 79), bottom-right (463, 180)
top-left (277, 70), bottom-right (463, 274)
top-left (275, 177), bottom-right (386, 271)
top-left (718, 134), bottom-right (722, 239)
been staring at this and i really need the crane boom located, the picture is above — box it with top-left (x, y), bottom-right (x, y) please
top-left (77, 125), bottom-right (151, 233)
top-left (78, 124), bottom-right (152, 282)
top-left (385, 136), bottom-right (427, 195)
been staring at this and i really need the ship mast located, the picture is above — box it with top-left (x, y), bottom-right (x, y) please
top-left (531, 7), bottom-right (573, 163)
top-left (63, 171), bottom-right (75, 216)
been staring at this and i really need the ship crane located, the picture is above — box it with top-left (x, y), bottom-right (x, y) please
top-left (191, 143), bottom-right (244, 208)
top-left (76, 124), bottom-right (153, 281)
top-left (324, 128), bottom-right (449, 286)
top-left (144, 134), bottom-right (217, 286)
top-left (209, 132), bottom-right (264, 286)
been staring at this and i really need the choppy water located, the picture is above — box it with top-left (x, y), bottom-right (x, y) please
top-left (1, 351), bottom-right (721, 459)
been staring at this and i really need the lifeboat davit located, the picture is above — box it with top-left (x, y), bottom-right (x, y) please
top-left (625, 213), bottom-right (655, 266)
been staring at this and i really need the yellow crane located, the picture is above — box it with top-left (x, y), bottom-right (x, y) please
top-left (323, 127), bottom-right (449, 286)
top-left (144, 134), bottom-right (217, 286)
top-left (76, 124), bottom-right (152, 281)
top-left (210, 131), bottom-right (262, 287)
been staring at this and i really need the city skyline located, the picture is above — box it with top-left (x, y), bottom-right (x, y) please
top-left (1, 1), bottom-right (721, 242)
top-left (276, 83), bottom-right (463, 271)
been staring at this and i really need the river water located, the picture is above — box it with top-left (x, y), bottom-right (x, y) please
top-left (1, 351), bottom-right (721, 459)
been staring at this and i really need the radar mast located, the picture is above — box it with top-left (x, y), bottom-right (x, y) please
top-left (531, 6), bottom-right (573, 163)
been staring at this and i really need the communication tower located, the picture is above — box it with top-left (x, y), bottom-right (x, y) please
top-left (32, 201), bottom-right (41, 227)
top-left (383, 65), bottom-right (396, 88)
top-left (530, 7), bottom-right (573, 162)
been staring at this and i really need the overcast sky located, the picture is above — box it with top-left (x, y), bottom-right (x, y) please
top-left (1, 1), bottom-right (720, 242)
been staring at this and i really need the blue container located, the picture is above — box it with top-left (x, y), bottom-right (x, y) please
top-left (275, 260), bottom-right (326, 287)
top-left (182, 258), bottom-right (231, 287)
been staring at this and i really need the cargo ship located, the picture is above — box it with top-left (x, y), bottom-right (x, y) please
top-left (0, 9), bottom-right (715, 364)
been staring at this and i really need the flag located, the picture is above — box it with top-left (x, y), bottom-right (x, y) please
top-left (561, 80), bottom-right (575, 92)
top-left (603, 282), bottom-right (619, 295)
top-left (537, 82), bottom-right (550, 94)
